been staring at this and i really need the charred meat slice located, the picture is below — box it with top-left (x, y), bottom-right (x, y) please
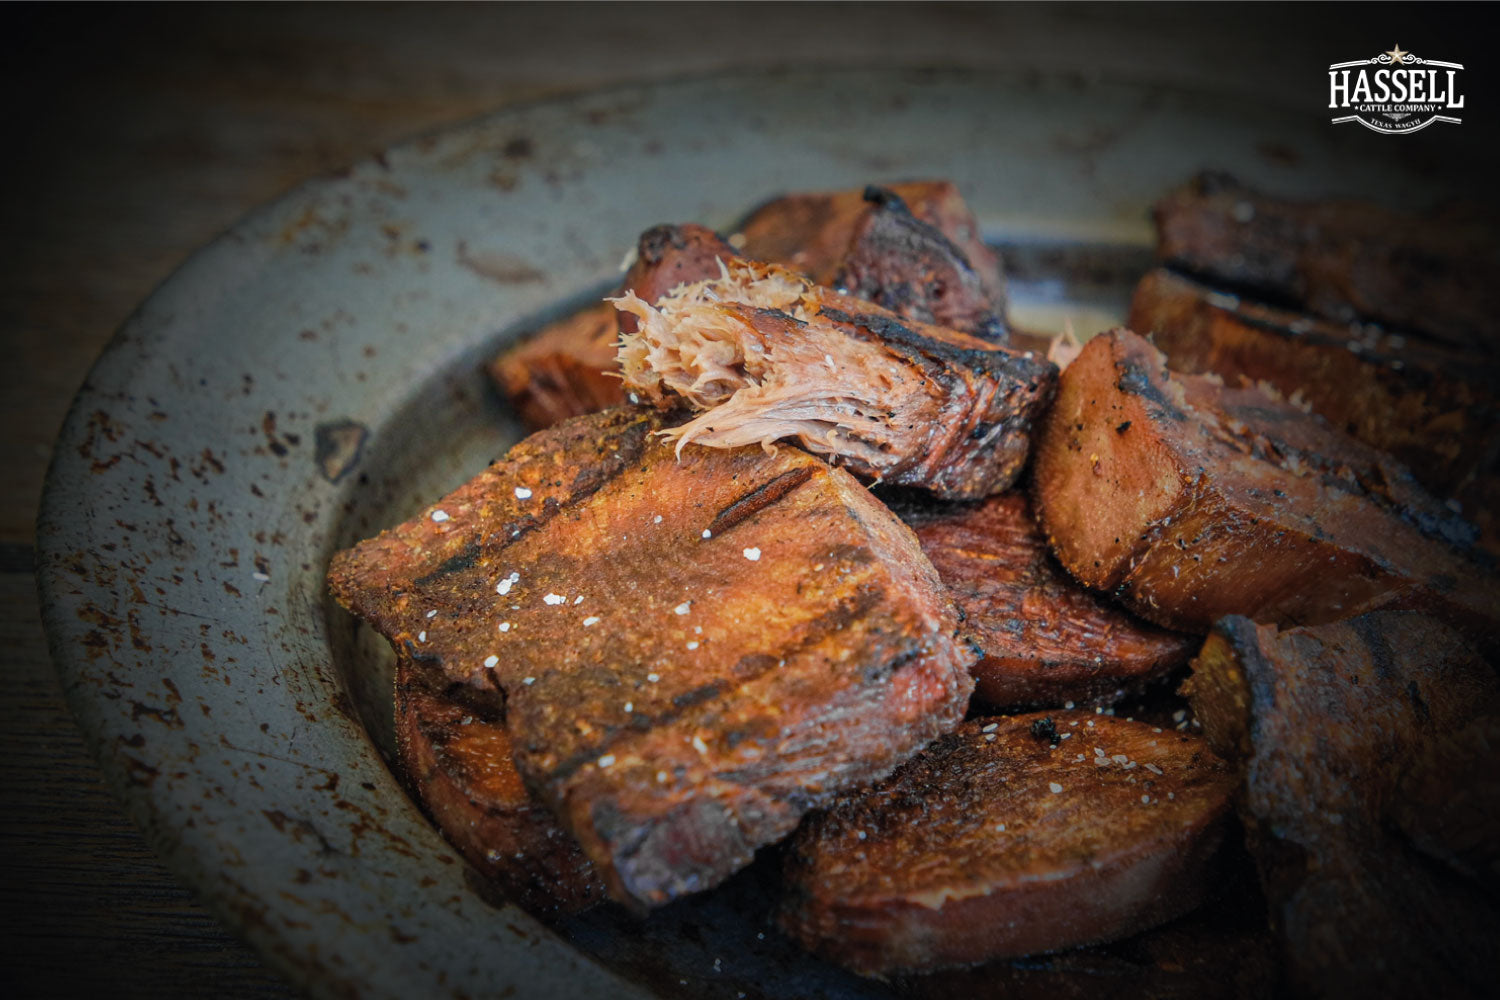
top-left (616, 223), bottom-right (740, 335)
top-left (488, 225), bottom-right (736, 431)
top-left (1130, 267), bottom-right (1500, 500)
top-left (395, 656), bottom-right (606, 913)
top-left (737, 180), bottom-right (1007, 317)
top-left (614, 256), bottom-right (1055, 499)
top-left (779, 712), bottom-right (1236, 976)
top-left (1030, 328), bottom-right (1500, 643)
top-left (1184, 612), bottom-right (1500, 997)
top-left (329, 408), bottom-right (975, 910)
top-left (894, 492), bottom-right (1196, 708)
top-left (487, 302), bottom-right (625, 430)
top-left (1153, 171), bottom-right (1500, 350)
top-left (832, 186), bottom-right (1007, 340)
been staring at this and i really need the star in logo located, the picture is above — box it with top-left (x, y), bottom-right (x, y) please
top-left (1385, 44), bottom-right (1410, 64)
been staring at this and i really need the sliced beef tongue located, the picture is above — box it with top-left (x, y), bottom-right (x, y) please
top-left (487, 301), bottom-right (625, 431)
top-left (614, 253), bottom-right (1055, 500)
top-left (394, 655), bottom-right (607, 913)
top-left (1185, 612), bottom-right (1500, 998)
top-left (890, 490), bottom-right (1197, 709)
top-left (832, 185), bottom-right (1008, 341)
top-left (1129, 267), bottom-right (1500, 504)
top-left (1030, 327), bottom-right (1500, 649)
top-left (1153, 170), bottom-right (1500, 352)
top-left (778, 711), bottom-right (1237, 976)
top-left (736, 179), bottom-right (1009, 325)
top-left (329, 408), bottom-right (975, 910)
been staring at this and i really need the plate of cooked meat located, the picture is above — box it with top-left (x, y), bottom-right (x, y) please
top-left (37, 68), bottom-right (1500, 999)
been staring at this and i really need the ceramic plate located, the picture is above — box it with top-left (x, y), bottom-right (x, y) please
top-left (38, 69), bottom-right (1428, 998)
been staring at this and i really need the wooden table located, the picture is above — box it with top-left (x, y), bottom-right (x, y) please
top-left (3, 6), bottom-right (1484, 996)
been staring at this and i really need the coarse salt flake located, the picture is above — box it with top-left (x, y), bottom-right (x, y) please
top-left (417, 631), bottom-right (427, 643)
top-left (743, 547), bottom-right (761, 561)
top-left (514, 487), bottom-right (532, 500)
top-left (674, 602), bottom-right (691, 615)
top-left (498, 622), bottom-right (511, 632)
top-left (1049, 782), bottom-right (1063, 794)
top-left (582, 616), bottom-right (601, 627)
top-left (425, 610), bottom-right (437, 618)
top-left (686, 641), bottom-right (699, 650)
top-left (522, 676), bottom-right (535, 685)
top-left (430, 509), bottom-right (450, 522)
top-left (483, 655), bottom-right (499, 668)
top-left (701, 528), bottom-right (712, 539)
top-left (544, 593), bottom-right (565, 605)
top-left (597, 754), bottom-right (615, 768)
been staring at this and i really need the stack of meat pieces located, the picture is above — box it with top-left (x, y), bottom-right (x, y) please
top-left (330, 176), bottom-right (1500, 993)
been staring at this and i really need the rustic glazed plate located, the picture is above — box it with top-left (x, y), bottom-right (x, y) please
top-left (38, 69), bottom-right (1426, 998)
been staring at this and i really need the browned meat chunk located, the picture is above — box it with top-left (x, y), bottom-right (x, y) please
top-left (738, 180), bottom-right (1007, 314)
top-left (486, 302), bottom-right (625, 430)
top-left (487, 224), bottom-right (736, 432)
top-left (831, 186), bottom-right (1007, 340)
top-left (615, 223), bottom-right (739, 336)
top-left (1030, 328), bottom-right (1500, 643)
top-left (1184, 613), bottom-right (1500, 997)
top-left (395, 656), bottom-right (606, 913)
top-left (329, 408), bottom-right (975, 910)
top-left (779, 712), bottom-right (1236, 976)
top-left (893, 492), bottom-right (1196, 708)
top-left (615, 255), bottom-right (1055, 499)
top-left (1130, 267), bottom-right (1500, 500)
top-left (1153, 171), bottom-right (1500, 350)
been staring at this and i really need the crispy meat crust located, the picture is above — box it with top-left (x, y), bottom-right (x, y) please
top-left (895, 492), bottom-right (1196, 708)
top-left (832, 186), bottom-right (1007, 340)
top-left (488, 224), bottom-right (736, 432)
top-left (615, 256), bottom-right (1054, 499)
top-left (738, 180), bottom-right (1007, 316)
top-left (1031, 328), bottom-right (1500, 644)
top-left (1184, 613), bottom-right (1500, 997)
top-left (1153, 171), bottom-right (1500, 350)
top-left (487, 302), bottom-right (625, 430)
top-left (395, 657), bottom-right (607, 912)
top-left (329, 408), bottom-right (974, 910)
top-left (1130, 267), bottom-right (1500, 500)
top-left (779, 712), bottom-right (1236, 976)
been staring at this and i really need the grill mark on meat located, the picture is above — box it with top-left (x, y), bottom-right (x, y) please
top-left (413, 543), bottom-right (482, 587)
top-left (1115, 362), bottom-right (1188, 422)
top-left (543, 583), bottom-right (891, 786)
top-left (1350, 613), bottom-right (1398, 681)
top-left (330, 409), bottom-right (974, 908)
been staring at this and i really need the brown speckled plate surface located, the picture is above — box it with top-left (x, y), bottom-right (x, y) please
top-left (37, 69), bottom-right (1426, 998)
